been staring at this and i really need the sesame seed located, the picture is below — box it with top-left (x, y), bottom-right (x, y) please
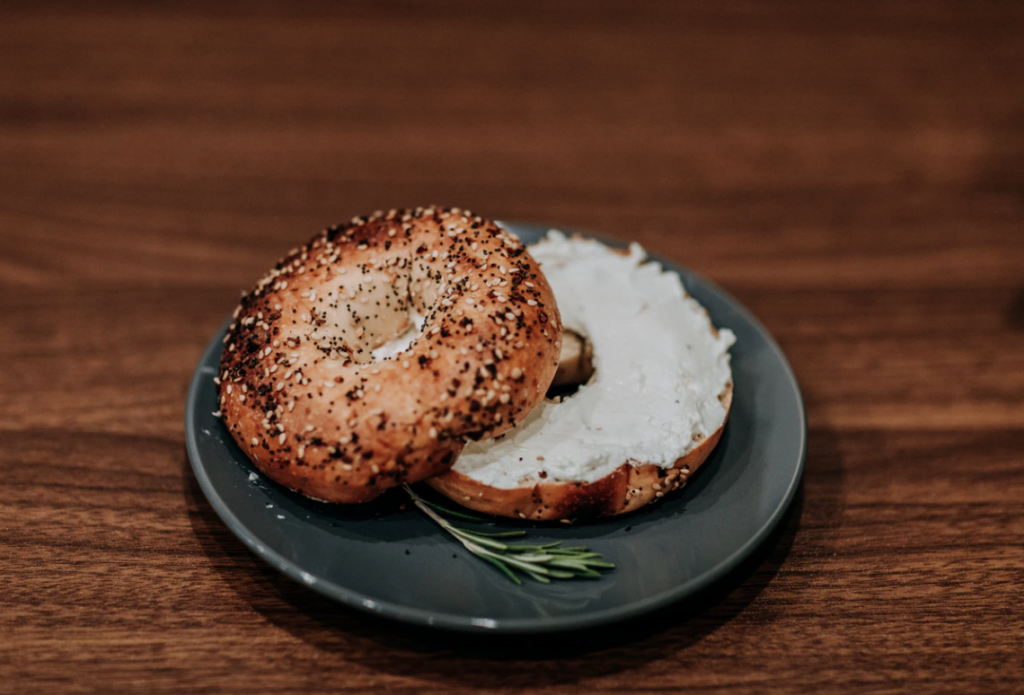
top-left (250, 437), bottom-right (259, 446)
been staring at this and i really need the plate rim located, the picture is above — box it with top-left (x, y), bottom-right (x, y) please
top-left (185, 222), bottom-right (806, 634)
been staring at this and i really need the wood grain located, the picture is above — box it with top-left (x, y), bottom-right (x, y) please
top-left (1, 1), bottom-right (1023, 693)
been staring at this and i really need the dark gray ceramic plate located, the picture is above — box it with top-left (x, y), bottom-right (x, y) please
top-left (185, 222), bottom-right (805, 634)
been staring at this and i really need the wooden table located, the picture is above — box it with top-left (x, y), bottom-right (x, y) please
top-left (2, 2), bottom-right (1022, 693)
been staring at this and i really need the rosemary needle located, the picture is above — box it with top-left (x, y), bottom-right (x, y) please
top-left (403, 485), bottom-right (615, 584)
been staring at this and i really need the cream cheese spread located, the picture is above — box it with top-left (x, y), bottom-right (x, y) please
top-left (451, 231), bottom-right (735, 488)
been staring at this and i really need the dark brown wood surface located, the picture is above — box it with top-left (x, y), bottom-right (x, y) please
top-left (2, 2), bottom-right (1023, 693)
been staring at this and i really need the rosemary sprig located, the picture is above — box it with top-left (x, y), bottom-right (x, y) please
top-left (403, 484), bottom-right (615, 585)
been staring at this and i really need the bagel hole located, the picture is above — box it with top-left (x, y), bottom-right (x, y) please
top-left (369, 309), bottom-right (426, 362)
top-left (365, 258), bottom-right (436, 362)
top-left (546, 328), bottom-right (595, 400)
top-left (312, 259), bottom-right (432, 364)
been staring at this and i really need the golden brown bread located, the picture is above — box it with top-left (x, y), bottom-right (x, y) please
top-left (217, 207), bottom-right (562, 503)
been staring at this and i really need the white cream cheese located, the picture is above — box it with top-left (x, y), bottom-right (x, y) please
top-left (452, 231), bottom-right (735, 488)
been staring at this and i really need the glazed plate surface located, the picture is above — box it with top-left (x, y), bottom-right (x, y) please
top-left (185, 222), bottom-right (805, 634)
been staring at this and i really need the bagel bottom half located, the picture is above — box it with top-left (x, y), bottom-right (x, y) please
top-left (425, 231), bottom-right (736, 521)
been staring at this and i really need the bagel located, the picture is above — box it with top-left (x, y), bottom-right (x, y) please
top-left (427, 232), bottom-right (735, 520)
top-left (217, 208), bottom-right (562, 503)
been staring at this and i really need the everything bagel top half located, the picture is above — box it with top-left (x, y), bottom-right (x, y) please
top-left (217, 208), bottom-right (562, 503)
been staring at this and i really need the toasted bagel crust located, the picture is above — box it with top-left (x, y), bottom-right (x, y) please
top-left (218, 208), bottom-right (561, 503)
top-left (426, 383), bottom-right (731, 520)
